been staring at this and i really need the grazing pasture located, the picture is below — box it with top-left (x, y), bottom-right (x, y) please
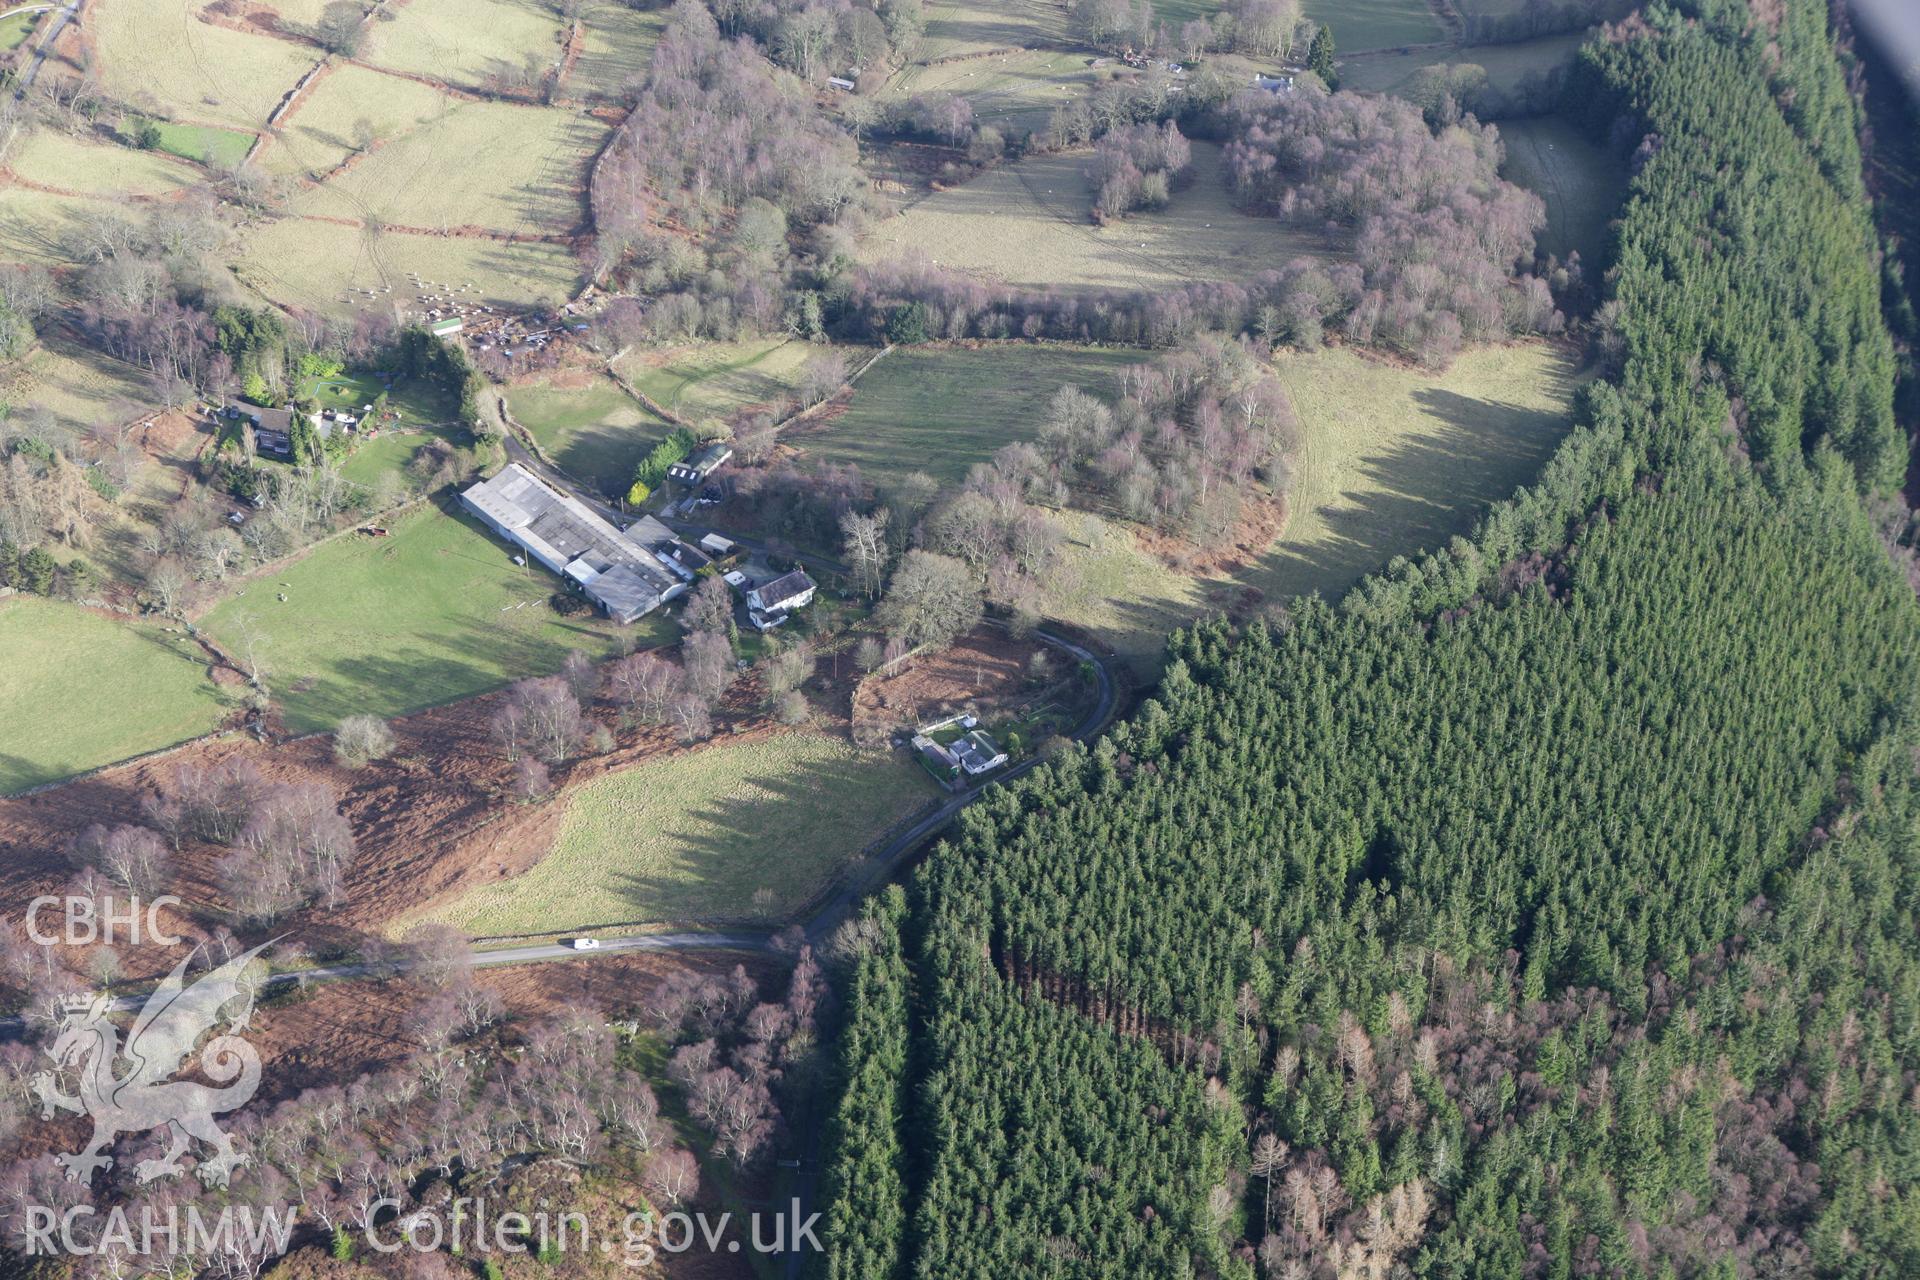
top-left (432, 734), bottom-right (938, 936)
top-left (1337, 30), bottom-right (1587, 96)
top-left (197, 504), bottom-right (656, 734)
top-left (1304, 0), bottom-right (1446, 51)
top-left (233, 216), bottom-right (582, 313)
top-left (882, 49), bottom-right (1112, 134)
top-left (291, 102), bottom-right (605, 236)
top-left (861, 141), bottom-right (1333, 292)
top-left (798, 344), bottom-right (1138, 487)
top-left (1050, 342), bottom-right (1585, 672)
top-left (91, 0), bottom-right (314, 132)
top-left (263, 64), bottom-right (455, 177)
top-left (0, 598), bottom-right (229, 794)
top-left (566, 1), bottom-right (665, 100)
top-left (360, 0), bottom-right (567, 89)
top-left (913, 0), bottom-right (1068, 60)
top-left (615, 338), bottom-right (821, 428)
top-left (1498, 115), bottom-right (1624, 266)
top-left (7, 130), bottom-right (201, 196)
top-left (504, 375), bottom-right (664, 497)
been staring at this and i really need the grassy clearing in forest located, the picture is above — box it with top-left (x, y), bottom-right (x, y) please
top-left (860, 142), bottom-right (1335, 293)
top-left (1497, 114), bottom-right (1625, 267)
top-left (799, 344), bottom-right (1139, 487)
top-left (883, 47), bottom-right (1096, 128)
top-left (0, 598), bottom-right (230, 794)
top-left (431, 734), bottom-right (938, 935)
top-left (197, 504), bottom-right (658, 734)
top-left (1050, 342), bottom-right (1586, 673)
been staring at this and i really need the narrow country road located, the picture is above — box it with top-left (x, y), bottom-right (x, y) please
top-left (16, 0), bottom-right (79, 90)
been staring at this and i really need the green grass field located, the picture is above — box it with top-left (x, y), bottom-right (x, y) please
top-left (801, 344), bottom-right (1139, 487)
top-left (861, 142), bottom-right (1338, 293)
top-left (505, 375), bottom-right (665, 496)
top-left (1306, 0), bottom-right (1445, 51)
top-left (566, 1), bottom-right (665, 100)
top-left (233, 215), bottom-right (582, 313)
top-left (616, 338), bottom-right (822, 429)
top-left (0, 9), bottom-right (39, 50)
top-left (197, 503), bottom-right (662, 734)
top-left (1050, 342), bottom-right (1586, 672)
top-left (92, 0), bottom-right (314, 133)
top-left (151, 122), bottom-right (255, 169)
top-left (1337, 30), bottom-right (1586, 96)
top-left (360, 0), bottom-right (567, 89)
top-left (429, 734), bottom-right (938, 936)
top-left (291, 101), bottom-right (605, 237)
top-left (263, 63), bottom-right (456, 178)
top-left (1498, 114), bottom-right (1625, 267)
top-left (9, 130), bottom-right (203, 196)
top-left (884, 48), bottom-right (1095, 128)
top-left (0, 598), bottom-right (230, 793)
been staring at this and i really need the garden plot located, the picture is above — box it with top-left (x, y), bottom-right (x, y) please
top-left (359, 0), bottom-right (567, 90)
top-left (233, 215), bottom-right (582, 314)
top-left (860, 141), bottom-right (1334, 292)
top-left (7, 130), bottom-right (202, 196)
top-left (291, 100), bottom-right (605, 236)
top-left (92, 0), bottom-right (313, 132)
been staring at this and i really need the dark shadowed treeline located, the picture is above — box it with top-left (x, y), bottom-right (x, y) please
top-left (818, 0), bottom-right (1920, 1275)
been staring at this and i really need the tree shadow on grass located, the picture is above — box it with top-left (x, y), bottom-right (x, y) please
top-left (1249, 385), bottom-right (1574, 603)
top-left (607, 754), bottom-right (907, 928)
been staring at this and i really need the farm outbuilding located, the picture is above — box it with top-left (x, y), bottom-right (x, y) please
top-left (460, 463), bottom-right (690, 623)
top-left (666, 443), bottom-right (733, 485)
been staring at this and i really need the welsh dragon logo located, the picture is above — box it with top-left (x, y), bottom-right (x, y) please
top-left (30, 942), bottom-right (273, 1189)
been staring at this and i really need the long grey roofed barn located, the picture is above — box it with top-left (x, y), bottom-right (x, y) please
top-left (461, 463), bottom-right (689, 623)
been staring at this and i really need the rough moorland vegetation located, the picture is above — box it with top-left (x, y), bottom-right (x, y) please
top-left (818, 1), bottom-right (1920, 1275)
